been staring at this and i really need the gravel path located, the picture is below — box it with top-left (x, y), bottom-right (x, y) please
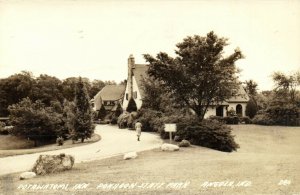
top-left (0, 125), bottom-right (163, 176)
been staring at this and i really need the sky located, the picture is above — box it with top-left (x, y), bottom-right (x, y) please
top-left (0, 0), bottom-right (299, 91)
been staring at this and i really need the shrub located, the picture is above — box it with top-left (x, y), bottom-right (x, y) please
top-left (252, 113), bottom-right (275, 125)
top-left (135, 109), bottom-right (163, 132)
top-left (210, 115), bottom-right (249, 125)
top-left (176, 120), bottom-right (239, 152)
top-left (174, 135), bottom-right (181, 142)
top-left (209, 115), bottom-right (239, 124)
top-left (127, 112), bottom-right (138, 129)
top-left (8, 98), bottom-right (65, 147)
top-left (266, 104), bottom-right (299, 126)
top-left (178, 139), bottom-right (191, 147)
top-left (136, 109), bottom-right (239, 152)
top-left (99, 119), bottom-right (110, 124)
top-left (223, 116), bottom-right (239, 124)
top-left (117, 112), bottom-right (138, 129)
top-left (208, 116), bottom-right (225, 123)
top-left (159, 114), bottom-right (199, 139)
top-left (56, 137), bottom-right (64, 146)
top-left (246, 98), bottom-right (258, 118)
top-left (239, 116), bottom-right (252, 124)
top-left (227, 108), bottom-right (236, 116)
top-left (114, 103), bottom-right (123, 118)
top-left (136, 109), bottom-right (198, 138)
top-left (110, 116), bottom-right (118, 125)
top-left (252, 104), bottom-right (299, 126)
top-left (98, 105), bottom-right (107, 120)
top-left (0, 121), bottom-right (8, 135)
top-left (91, 110), bottom-right (98, 121)
top-left (117, 112), bottom-right (130, 128)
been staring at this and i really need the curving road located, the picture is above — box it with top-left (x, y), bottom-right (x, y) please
top-left (0, 125), bottom-right (163, 176)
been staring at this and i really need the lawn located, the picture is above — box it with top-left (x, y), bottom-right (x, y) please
top-left (1, 125), bottom-right (300, 195)
top-left (0, 134), bottom-right (101, 158)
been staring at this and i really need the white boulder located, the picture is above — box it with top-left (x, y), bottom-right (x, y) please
top-left (123, 152), bottom-right (138, 160)
top-left (20, 172), bottom-right (36, 180)
top-left (161, 143), bottom-right (180, 151)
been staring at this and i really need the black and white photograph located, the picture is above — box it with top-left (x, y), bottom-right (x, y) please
top-left (0, 0), bottom-right (299, 194)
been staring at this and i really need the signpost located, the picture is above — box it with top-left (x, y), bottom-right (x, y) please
top-left (164, 123), bottom-right (177, 143)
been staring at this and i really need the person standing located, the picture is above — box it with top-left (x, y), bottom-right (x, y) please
top-left (135, 120), bottom-right (142, 141)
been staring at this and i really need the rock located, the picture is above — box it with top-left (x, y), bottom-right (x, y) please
top-left (179, 139), bottom-right (191, 147)
top-left (32, 153), bottom-right (75, 175)
top-left (20, 172), bottom-right (36, 180)
top-left (161, 143), bottom-right (180, 151)
top-left (123, 152), bottom-right (138, 160)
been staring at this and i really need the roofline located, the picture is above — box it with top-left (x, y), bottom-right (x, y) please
top-left (227, 100), bottom-right (249, 103)
top-left (101, 97), bottom-right (124, 101)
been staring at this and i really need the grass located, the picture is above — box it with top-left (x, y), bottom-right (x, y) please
top-left (1, 125), bottom-right (300, 195)
top-left (0, 134), bottom-right (33, 150)
top-left (0, 134), bottom-right (101, 158)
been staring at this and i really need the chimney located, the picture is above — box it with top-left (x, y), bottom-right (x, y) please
top-left (127, 54), bottom-right (135, 100)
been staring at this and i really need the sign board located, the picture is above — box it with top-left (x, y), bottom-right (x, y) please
top-left (164, 123), bottom-right (177, 132)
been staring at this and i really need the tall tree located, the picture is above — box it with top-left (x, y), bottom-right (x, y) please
top-left (244, 80), bottom-right (258, 97)
top-left (141, 75), bottom-right (179, 114)
top-left (244, 79), bottom-right (258, 118)
top-left (89, 79), bottom-right (105, 98)
top-left (272, 71), bottom-right (300, 104)
top-left (0, 71), bottom-right (35, 116)
top-left (31, 74), bottom-right (64, 106)
top-left (119, 79), bottom-right (127, 86)
top-left (62, 100), bottom-right (76, 138)
top-left (73, 77), bottom-right (95, 143)
top-left (253, 72), bottom-right (300, 126)
top-left (62, 77), bottom-right (92, 101)
top-left (144, 31), bottom-right (243, 120)
top-left (104, 80), bottom-right (117, 85)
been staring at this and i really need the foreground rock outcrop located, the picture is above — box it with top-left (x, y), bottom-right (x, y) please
top-left (32, 153), bottom-right (75, 175)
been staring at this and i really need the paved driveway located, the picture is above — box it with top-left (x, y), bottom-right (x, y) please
top-left (0, 125), bottom-right (163, 176)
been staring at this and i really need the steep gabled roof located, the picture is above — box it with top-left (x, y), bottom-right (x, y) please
top-left (227, 85), bottom-right (249, 103)
top-left (133, 64), bottom-right (149, 98)
top-left (94, 85), bottom-right (125, 101)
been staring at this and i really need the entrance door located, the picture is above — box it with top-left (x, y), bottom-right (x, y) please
top-left (236, 104), bottom-right (243, 117)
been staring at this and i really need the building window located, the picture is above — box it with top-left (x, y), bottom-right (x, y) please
top-left (126, 93), bottom-right (128, 100)
top-left (216, 106), bottom-right (224, 117)
top-left (133, 91), bottom-right (137, 99)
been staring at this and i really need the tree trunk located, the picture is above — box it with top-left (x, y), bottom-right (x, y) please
top-left (81, 137), bottom-right (84, 143)
top-left (193, 107), bottom-right (205, 121)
